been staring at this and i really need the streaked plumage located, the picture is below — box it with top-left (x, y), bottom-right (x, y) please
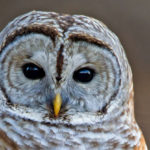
top-left (0, 11), bottom-right (147, 149)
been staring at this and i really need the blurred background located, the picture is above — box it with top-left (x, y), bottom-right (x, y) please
top-left (0, 0), bottom-right (149, 147)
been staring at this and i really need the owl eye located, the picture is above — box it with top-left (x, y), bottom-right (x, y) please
top-left (73, 68), bottom-right (95, 83)
top-left (22, 63), bottom-right (45, 80)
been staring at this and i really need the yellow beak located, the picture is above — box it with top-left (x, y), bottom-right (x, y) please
top-left (53, 93), bottom-right (62, 117)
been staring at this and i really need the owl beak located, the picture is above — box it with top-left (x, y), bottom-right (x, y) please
top-left (53, 93), bottom-right (62, 117)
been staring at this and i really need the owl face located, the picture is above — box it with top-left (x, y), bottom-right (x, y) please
top-left (0, 32), bottom-right (120, 116)
top-left (0, 11), bottom-right (147, 149)
top-left (0, 11), bottom-right (128, 122)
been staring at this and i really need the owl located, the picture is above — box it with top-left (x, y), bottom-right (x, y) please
top-left (0, 11), bottom-right (147, 150)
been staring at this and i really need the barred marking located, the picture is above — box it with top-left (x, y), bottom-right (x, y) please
top-left (56, 44), bottom-right (64, 82)
top-left (0, 130), bottom-right (19, 150)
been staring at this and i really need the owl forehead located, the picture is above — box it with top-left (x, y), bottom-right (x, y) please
top-left (0, 11), bottom-right (116, 52)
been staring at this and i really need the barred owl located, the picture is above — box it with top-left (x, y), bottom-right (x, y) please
top-left (0, 11), bottom-right (147, 149)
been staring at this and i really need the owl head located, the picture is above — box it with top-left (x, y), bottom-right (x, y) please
top-left (0, 11), bottom-right (132, 124)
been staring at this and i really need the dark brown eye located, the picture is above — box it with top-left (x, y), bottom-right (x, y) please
top-left (73, 67), bottom-right (95, 83)
top-left (22, 63), bottom-right (45, 80)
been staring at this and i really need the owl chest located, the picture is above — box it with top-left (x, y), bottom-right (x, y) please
top-left (0, 116), bottom-right (143, 150)
top-left (46, 125), bottom-right (139, 150)
top-left (1, 122), bottom-right (140, 150)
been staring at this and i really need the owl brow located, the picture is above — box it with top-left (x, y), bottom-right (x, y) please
top-left (69, 34), bottom-right (112, 50)
top-left (0, 25), bottom-right (59, 53)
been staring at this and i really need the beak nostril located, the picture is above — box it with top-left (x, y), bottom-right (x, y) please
top-left (56, 76), bottom-right (61, 82)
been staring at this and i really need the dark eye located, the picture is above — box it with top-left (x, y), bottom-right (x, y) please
top-left (22, 63), bottom-right (45, 80)
top-left (73, 67), bottom-right (95, 83)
